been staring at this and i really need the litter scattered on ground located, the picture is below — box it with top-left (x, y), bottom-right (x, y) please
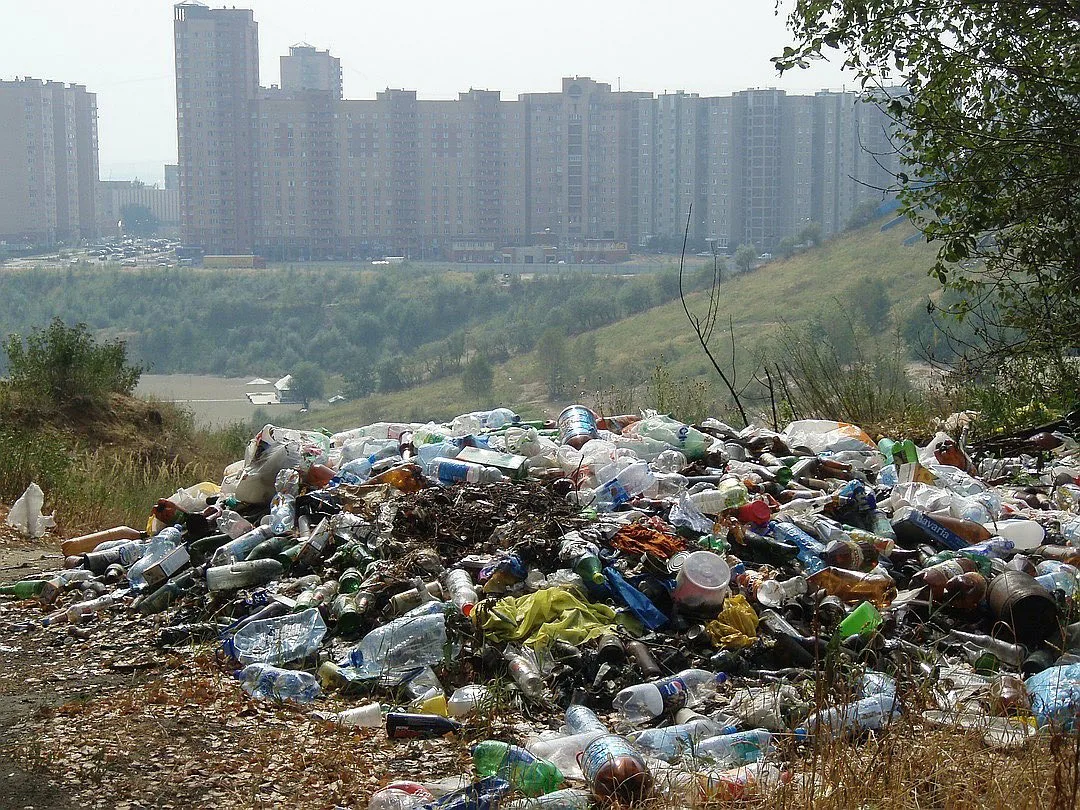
top-left (4, 406), bottom-right (1080, 808)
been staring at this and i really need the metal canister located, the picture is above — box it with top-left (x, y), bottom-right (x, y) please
top-left (557, 406), bottom-right (598, 449)
top-left (987, 570), bottom-right (1059, 643)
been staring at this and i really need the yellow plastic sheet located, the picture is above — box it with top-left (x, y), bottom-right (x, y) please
top-left (476, 587), bottom-right (618, 649)
top-left (705, 594), bottom-right (759, 649)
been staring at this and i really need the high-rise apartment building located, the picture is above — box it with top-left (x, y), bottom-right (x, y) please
top-left (0, 78), bottom-right (98, 246)
top-left (173, 2), bottom-right (259, 254)
top-left (280, 45), bottom-right (342, 99)
top-left (173, 5), bottom-right (900, 258)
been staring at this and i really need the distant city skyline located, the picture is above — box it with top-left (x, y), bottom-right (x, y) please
top-left (0, 1), bottom-right (851, 183)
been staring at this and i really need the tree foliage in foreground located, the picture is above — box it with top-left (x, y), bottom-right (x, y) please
top-left (777, 1), bottom-right (1080, 389)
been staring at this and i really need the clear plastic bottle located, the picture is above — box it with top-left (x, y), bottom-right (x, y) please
top-left (443, 568), bottom-right (480, 616)
top-left (799, 693), bottom-right (899, 738)
top-left (755, 576), bottom-right (807, 608)
top-left (268, 469), bottom-right (299, 534)
top-left (565, 704), bottom-right (609, 734)
top-left (127, 526), bottom-right (182, 589)
top-left (612, 669), bottom-right (720, 724)
top-left (237, 663), bottom-right (321, 703)
top-left (227, 606), bottom-right (327, 666)
top-left (210, 525), bottom-right (273, 566)
top-left (627, 716), bottom-right (727, 760)
top-left (367, 783), bottom-right (435, 810)
top-left (690, 728), bottom-right (774, 766)
top-left (502, 788), bottom-right (592, 810)
top-left (347, 612), bottom-right (449, 677)
top-left (504, 645), bottom-right (546, 699)
top-left (66, 593), bottom-right (115, 624)
top-left (590, 461), bottom-right (657, 511)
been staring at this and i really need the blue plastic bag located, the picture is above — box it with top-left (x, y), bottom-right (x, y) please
top-left (1025, 664), bottom-right (1080, 730)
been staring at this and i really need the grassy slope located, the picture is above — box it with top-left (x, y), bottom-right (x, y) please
top-left (298, 219), bottom-right (941, 431)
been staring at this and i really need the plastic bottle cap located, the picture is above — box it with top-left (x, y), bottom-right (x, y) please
top-left (793, 728), bottom-right (809, 739)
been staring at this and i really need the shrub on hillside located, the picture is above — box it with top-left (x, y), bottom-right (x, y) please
top-left (3, 318), bottom-right (143, 408)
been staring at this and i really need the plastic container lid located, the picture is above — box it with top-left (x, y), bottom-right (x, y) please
top-left (674, 551), bottom-right (731, 609)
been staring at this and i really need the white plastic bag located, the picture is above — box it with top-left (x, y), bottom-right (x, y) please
top-left (781, 419), bottom-right (876, 454)
top-left (6, 482), bottom-right (56, 538)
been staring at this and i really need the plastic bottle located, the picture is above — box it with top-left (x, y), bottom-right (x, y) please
top-left (237, 663), bottom-right (321, 703)
top-left (430, 457), bottom-right (506, 485)
top-left (769, 520), bottom-right (826, 573)
top-left (800, 693), bottom-right (899, 738)
top-left (337, 701), bottom-right (383, 727)
top-left (579, 734), bottom-right (653, 805)
top-left (268, 469), bottom-right (299, 534)
top-left (206, 558), bottom-right (284, 592)
top-left (502, 788), bottom-right (592, 810)
top-left (755, 576), bottom-right (807, 608)
top-left (590, 461), bottom-right (657, 511)
top-left (504, 645), bottom-right (546, 699)
top-left (347, 612), bottom-right (448, 676)
top-left (806, 567), bottom-right (896, 607)
top-left (472, 741), bottom-right (565, 796)
top-left (565, 704), bottom-right (609, 734)
top-left (227, 607), bottom-right (327, 666)
top-left (627, 716), bottom-right (727, 760)
top-left (82, 539), bottom-right (147, 574)
top-left (612, 669), bottom-right (720, 724)
top-left (210, 525), bottom-right (274, 566)
top-left (442, 568), bottom-right (480, 616)
top-left (690, 728), bottom-right (774, 766)
top-left (127, 526), bottom-right (182, 589)
top-left (367, 783), bottom-right (435, 810)
top-left (66, 593), bottom-right (115, 624)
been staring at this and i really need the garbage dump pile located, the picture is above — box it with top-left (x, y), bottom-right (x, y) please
top-left (6, 406), bottom-right (1080, 808)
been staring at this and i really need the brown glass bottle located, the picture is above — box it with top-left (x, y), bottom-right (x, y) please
top-left (822, 538), bottom-right (879, 571)
top-left (912, 557), bottom-right (977, 599)
top-left (806, 567), bottom-right (896, 607)
top-left (943, 571), bottom-right (987, 610)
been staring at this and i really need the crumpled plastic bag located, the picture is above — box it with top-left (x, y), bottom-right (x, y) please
top-left (476, 586), bottom-right (618, 648)
top-left (1025, 663), bottom-right (1080, 730)
top-left (781, 419), bottom-right (876, 454)
top-left (705, 594), bottom-right (758, 649)
top-left (628, 412), bottom-right (711, 460)
top-left (6, 482), bottom-right (55, 538)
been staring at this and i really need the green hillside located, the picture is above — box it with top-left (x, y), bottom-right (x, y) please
top-left (298, 218), bottom-right (941, 430)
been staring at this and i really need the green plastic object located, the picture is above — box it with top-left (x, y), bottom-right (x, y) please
top-left (838, 600), bottom-right (883, 639)
top-left (471, 740), bottom-right (564, 796)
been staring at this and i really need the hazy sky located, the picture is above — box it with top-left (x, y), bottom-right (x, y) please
top-left (0, 1), bottom-right (849, 183)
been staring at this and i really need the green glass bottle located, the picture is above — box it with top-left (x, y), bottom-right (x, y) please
top-left (0, 580), bottom-right (48, 599)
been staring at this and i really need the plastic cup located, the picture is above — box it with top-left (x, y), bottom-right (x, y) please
top-left (674, 551), bottom-right (731, 610)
